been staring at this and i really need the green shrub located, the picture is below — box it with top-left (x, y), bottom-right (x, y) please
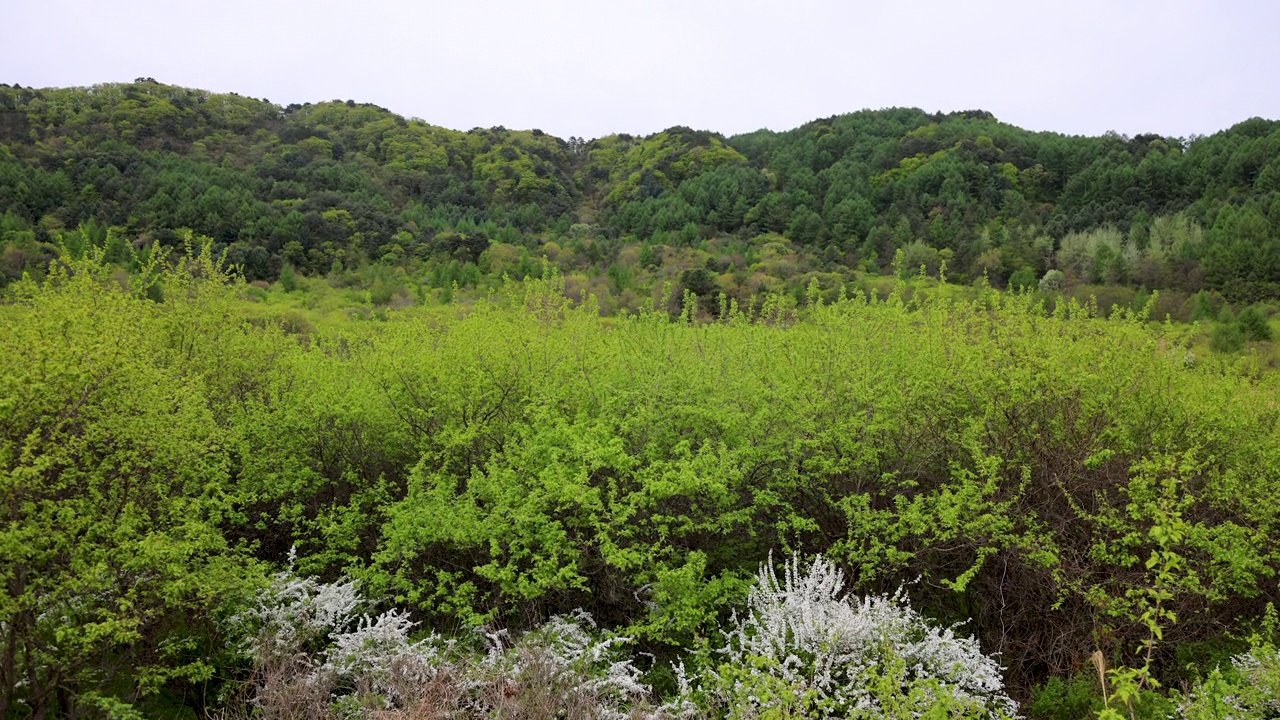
top-left (1210, 321), bottom-right (1246, 352)
top-left (1177, 645), bottom-right (1280, 719)
top-left (1237, 306), bottom-right (1273, 342)
top-left (1008, 266), bottom-right (1038, 291)
top-left (1028, 674), bottom-right (1102, 720)
top-left (280, 263), bottom-right (300, 292)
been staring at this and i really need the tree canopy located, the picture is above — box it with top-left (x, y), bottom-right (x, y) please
top-left (3, 81), bottom-right (1280, 304)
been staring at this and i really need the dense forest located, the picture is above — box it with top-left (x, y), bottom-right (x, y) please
top-left (4, 81), bottom-right (1280, 720)
top-left (2, 79), bottom-right (1280, 314)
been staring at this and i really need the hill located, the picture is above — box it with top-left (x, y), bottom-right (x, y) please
top-left (2, 79), bottom-right (1280, 308)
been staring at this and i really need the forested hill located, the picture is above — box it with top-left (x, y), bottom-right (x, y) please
top-left (3, 79), bottom-right (1280, 305)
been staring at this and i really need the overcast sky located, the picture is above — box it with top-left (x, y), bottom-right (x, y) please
top-left (3, 0), bottom-right (1277, 141)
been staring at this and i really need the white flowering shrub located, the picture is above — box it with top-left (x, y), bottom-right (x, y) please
top-left (230, 561), bottom-right (363, 658)
top-left (225, 558), bottom-right (448, 718)
top-left (226, 555), bottom-right (1019, 719)
top-left (682, 554), bottom-right (1018, 719)
top-left (225, 561), bottom-right (664, 720)
top-left (470, 609), bottom-right (660, 720)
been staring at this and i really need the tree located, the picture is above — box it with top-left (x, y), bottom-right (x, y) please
top-left (786, 205), bottom-right (825, 245)
top-left (1039, 269), bottom-right (1064, 293)
top-left (1188, 291), bottom-right (1216, 322)
top-left (1008, 266), bottom-right (1037, 291)
top-left (431, 230), bottom-right (490, 264)
top-left (679, 267), bottom-right (717, 299)
top-left (1211, 307), bottom-right (1246, 352)
top-left (280, 262), bottom-right (300, 292)
top-left (1237, 306), bottom-right (1273, 342)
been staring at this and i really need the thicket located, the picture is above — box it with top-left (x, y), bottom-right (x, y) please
top-left (4, 250), bottom-right (1280, 718)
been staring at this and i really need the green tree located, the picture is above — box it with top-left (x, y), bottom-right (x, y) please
top-left (1237, 305), bottom-right (1273, 341)
top-left (279, 262), bottom-right (300, 292)
top-left (1008, 266), bottom-right (1037, 291)
top-left (1188, 291), bottom-right (1216, 322)
top-left (1210, 307), bottom-right (1246, 352)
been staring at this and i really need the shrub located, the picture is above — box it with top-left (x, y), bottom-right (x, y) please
top-left (1188, 291), bottom-right (1218, 322)
top-left (682, 555), bottom-right (1018, 719)
top-left (1237, 306), bottom-right (1273, 342)
top-left (1008, 266), bottom-right (1038, 292)
top-left (1039, 269), bottom-right (1064, 293)
top-left (280, 263), bottom-right (300, 292)
top-left (1027, 674), bottom-right (1101, 719)
top-left (226, 560), bottom-right (447, 718)
top-left (1210, 321), bottom-right (1246, 353)
top-left (225, 561), bottom-right (663, 720)
top-left (1177, 644), bottom-right (1280, 719)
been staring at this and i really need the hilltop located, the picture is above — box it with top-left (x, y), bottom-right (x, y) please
top-left (2, 80), bottom-right (1279, 311)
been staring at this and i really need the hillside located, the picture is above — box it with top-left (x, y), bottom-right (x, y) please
top-left (7, 80), bottom-right (1280, 719)
top-left (2, 80), bottom-right (1279, 312)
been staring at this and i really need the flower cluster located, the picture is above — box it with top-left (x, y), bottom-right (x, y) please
top-left (474, 609), bottom-right (658, 720)
top-left (226, 553), bottom-right (1022, 719)
top-left (227, 559), bottom-right (661, 719)
top-left (692, 554), bottom-right (1018, 719)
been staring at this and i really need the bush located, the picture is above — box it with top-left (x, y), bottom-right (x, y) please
top-left (1027, 674), bottom-right (1102, 719)
top-left (681, 555), bottom-right (1018, 719)
top-left (1210, 322), bottom-right (1246, 353)
top-left (1188, 291), bottom-right (1218, 322)
top-left (280, 263), bottom-right (300, 292)
top-left (1039, 269), bottom-right (1064, 293)
top-left (1177, 644), bottom-right (1280, 719)
top-left (226, 562), bottom-right (664, 720)
top-left (1008, 266), bottom-right (1038, 292)
top-left (1237, 306), bottom-right (1273, 342)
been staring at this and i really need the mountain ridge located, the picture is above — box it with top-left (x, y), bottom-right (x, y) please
top-left (3, 79), bottom-right (1279, 308)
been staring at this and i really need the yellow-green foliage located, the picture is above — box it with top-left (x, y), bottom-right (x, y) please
top-left (598, 129), bottom-right (748, 206)
top-left (6, 250), bottom-right (1280, 717)
top-left (0, 250), bottom-right (262, 718)
top-left (472, 131), bottom-right (573, 207)
top-left (309, 280), bottom-right (1280, 676)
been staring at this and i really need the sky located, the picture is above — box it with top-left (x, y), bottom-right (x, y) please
top-left (2, 0), bottom-right (1278, 141)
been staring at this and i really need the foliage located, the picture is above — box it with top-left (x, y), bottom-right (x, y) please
top-left (1210, 315), bottom-right (1247, 352)
top-left (4, 81), bottom-right (1280, 310)
top-left (6, 236), bottom-right (1280, 716)
top-left (1236, 306), bottom-right (1273, 342)
top-left (1028, 674), bottom-right (1103, 720)
top-left (0, 248), bottom-right (257, 718)
top-left (1175, 605), bottom-right (1280, 719)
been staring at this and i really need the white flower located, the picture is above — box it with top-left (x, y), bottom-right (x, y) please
top-left (698, 553), bottom-right (1018, 719)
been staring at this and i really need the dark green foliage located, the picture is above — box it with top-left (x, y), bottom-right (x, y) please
top-left (4, 81), bottom-right (1280, 305)
top-left (1238, 305), bottom-right (1274, 341)
top-left (679, 267), bottom-right (717, 298)
top-left (1028, 675), bottom-right (1103, 720)
top-left (1008, 266), bottom-right (1037, 291)
top-left (1189, 291), bottom-right (1217, 322)
top-left (1210, 319), bottom-right (1246, 352)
